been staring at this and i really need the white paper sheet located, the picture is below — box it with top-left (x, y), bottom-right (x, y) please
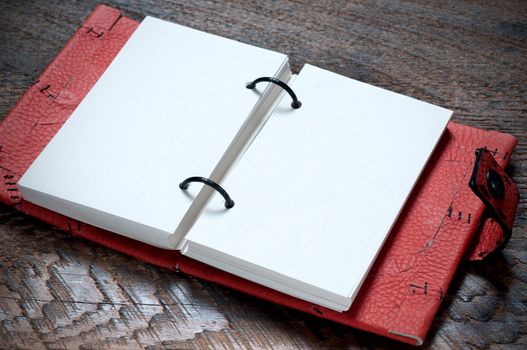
top-left (183, 64), bottom-right (452, 311)
top-left (18, 17), bottom-right (287, 248)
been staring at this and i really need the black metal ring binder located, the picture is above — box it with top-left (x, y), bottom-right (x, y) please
top-left (246, 77), bottom-right (302, 109)
top-left (179, 176), bottom-right (235, 209)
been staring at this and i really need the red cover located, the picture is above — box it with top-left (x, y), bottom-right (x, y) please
top-left (0, 5), bottom-right (519, 345)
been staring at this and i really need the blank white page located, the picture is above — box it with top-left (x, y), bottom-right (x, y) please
top-left (183, 64), bottom-right (452, 308)
top-left (18, 17), bottom-right (287, 249)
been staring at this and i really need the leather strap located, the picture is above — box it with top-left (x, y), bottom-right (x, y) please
top-left (466, 148), bottom-right (519, 260)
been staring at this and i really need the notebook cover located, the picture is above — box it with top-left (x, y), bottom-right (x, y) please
top-left (0, 5), bottom-right (518, 345)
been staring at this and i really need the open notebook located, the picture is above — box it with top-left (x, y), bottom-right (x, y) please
top-left (18, 16), bottom-right (452, 312)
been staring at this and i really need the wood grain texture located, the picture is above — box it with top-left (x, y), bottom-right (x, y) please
top-left (0, 0), bottom-right (525, 349)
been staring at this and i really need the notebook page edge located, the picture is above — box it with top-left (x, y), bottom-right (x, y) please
top-left (182, 240), bottom-right (351, 311)
top-left (18, 184), bottom-right (177, 249)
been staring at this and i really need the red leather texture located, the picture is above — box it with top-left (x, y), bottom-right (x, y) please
top-left (466, 216), bottom-right (507, 260)
top-left (0, 5), bottom-right (519, 346)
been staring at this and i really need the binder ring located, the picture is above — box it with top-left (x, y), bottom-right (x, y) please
top-left (246, 77), bottom-right (302, 109)
top-left (179, 176), bottom-right (235, 209)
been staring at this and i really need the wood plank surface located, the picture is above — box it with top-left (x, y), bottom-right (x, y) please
top-left (1, 1), bottom-right (526, 349)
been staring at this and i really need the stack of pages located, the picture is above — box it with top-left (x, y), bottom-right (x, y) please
top-left (18, 17), bottom-right (452, 312)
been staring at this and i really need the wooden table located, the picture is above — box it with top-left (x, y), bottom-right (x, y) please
top-left (1, 1), bottom-right (525, 348)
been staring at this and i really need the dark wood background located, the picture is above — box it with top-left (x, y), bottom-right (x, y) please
top-left (1, 1), bottom-right (525, 349)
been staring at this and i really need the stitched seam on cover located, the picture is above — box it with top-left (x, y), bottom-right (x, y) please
top-left (388, 130), bottom-right (493, 332)
top-left (0, 21), bottom-right (111, 203)
top-left (388, 162), bottom-right (471, 329)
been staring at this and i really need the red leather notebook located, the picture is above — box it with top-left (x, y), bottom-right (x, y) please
top-left (0, 5), bottom-right (519, 345)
